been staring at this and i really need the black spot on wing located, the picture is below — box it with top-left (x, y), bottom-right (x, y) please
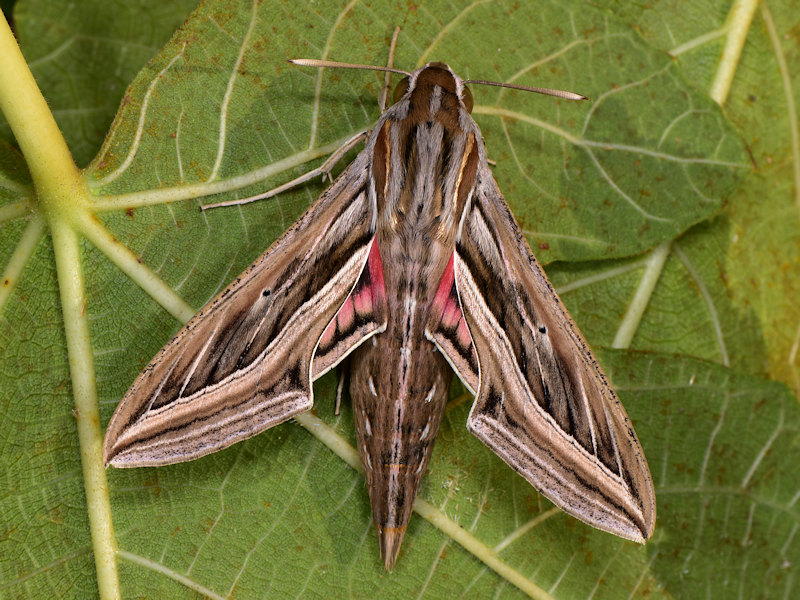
top-left (481, 385), bottom-right (503, 419)
top-left (286, 362), bottom-right (304, 389)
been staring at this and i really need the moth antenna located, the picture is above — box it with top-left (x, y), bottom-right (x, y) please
top-left (464, 79), bottom-right (589, 101)
top-left (289, 58), bottom-right (411, 78)
top-left (379, 27), bottom-right (402, 112)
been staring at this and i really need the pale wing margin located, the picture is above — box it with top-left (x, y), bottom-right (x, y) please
top-left (104, 154), bottom-right (376, 467)
top-left (453, 164), bottom-right (656, 542)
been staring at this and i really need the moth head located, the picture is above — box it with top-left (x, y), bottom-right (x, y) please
top-left (392, 62), bottom-right (475, 112)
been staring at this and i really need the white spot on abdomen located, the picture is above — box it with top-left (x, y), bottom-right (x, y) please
top-left (420, 421), bottom-right (431, 441)
top-left (424, 383), bottom-right (437, 403)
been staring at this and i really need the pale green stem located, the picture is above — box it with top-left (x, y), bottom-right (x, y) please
top-left (0, 214), bottom-right (45, 316)
top-left (0, 199), bottom-right (33, 223)
top-left (757, 3), bottom-right (800, 393)
top-left (71, 210), bottom-right (195, 323)
top-left (673, 243), bottom-right (730, 366)
top-left (294, 411), bottom-right (549, 599)
top-left (555, 258), bottom-right (647, 295)
top-left (50, 219), bottom-right (120, 599)
top-left (294, 412), bottom-right (362, 471)
top-left (492, 507), bottom-right (561, 553)
top-left (671, 27), bottom-right (730, 58)
top-left (789, 324), bottom-right (800, 394)
top-left (613, 1), bottom-right (757, 349)
top-left (473, 105), bottom-right (581, 144)
top-left (612, 241), bottom-right (671, 349)
top-left (761, 2), bottom-right (800, 223)
top-left (117, 550), bottom-right (225, 600)
top-left (0, 19), bottom-right (80, 202)
top-left (475, 105), bottom-right (747, 169)
top-left (0, 14), bottom-right (120, 599)
top-left (414, 499), bottom-right (553, 600)
top-left (709, 0), bottom-right (760, 105)
top-left (307, 0), bottom-right (361, 149)
top-left (417, 0), bottom-right (492, 66)
top-left (89, 136), bottom-right (352, 211)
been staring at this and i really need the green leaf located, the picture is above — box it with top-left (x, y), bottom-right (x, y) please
top-left (1, 0), bottom-right (199, 167)
top-left (573, 0), bottom-right (800, 391)
top-left (1, 0), bottom-right (797, 599)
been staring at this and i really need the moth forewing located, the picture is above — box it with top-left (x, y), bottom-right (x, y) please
top-left (104, 57), bottom-right (655, 571)
top-left (429, 165), bottom-right (655, 543)
top-left (450, 172), bottom-right (655, 540)
top-left (103, 155), bottom-right (379, 468)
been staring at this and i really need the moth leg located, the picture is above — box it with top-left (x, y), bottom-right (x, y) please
top-left (379, 26), bottom-right (401, 112)
top-left (334, 360), bottom-right (350, 415)
top-left (201, 130), bottom-right (369, 209)
top-left (335, 375), bottom-right (344, 415)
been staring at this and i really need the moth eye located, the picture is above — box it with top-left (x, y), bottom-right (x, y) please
top-left (392, 76), bottom-right (410, 104)
top-left (462, 85), bottom-right (474, 113)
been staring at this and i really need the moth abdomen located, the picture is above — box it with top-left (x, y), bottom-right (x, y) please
top-left (349, 333), bottom-right (452, 569)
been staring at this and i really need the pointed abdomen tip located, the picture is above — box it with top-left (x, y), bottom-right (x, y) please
top-left (378, 525), bottom-right (407, 571)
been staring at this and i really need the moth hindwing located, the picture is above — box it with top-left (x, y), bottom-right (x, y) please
top-left (104, 60), bottom-right (656, 570)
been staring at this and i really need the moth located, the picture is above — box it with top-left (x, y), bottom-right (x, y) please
top-left (104, 54), bottom-right (656, 570)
